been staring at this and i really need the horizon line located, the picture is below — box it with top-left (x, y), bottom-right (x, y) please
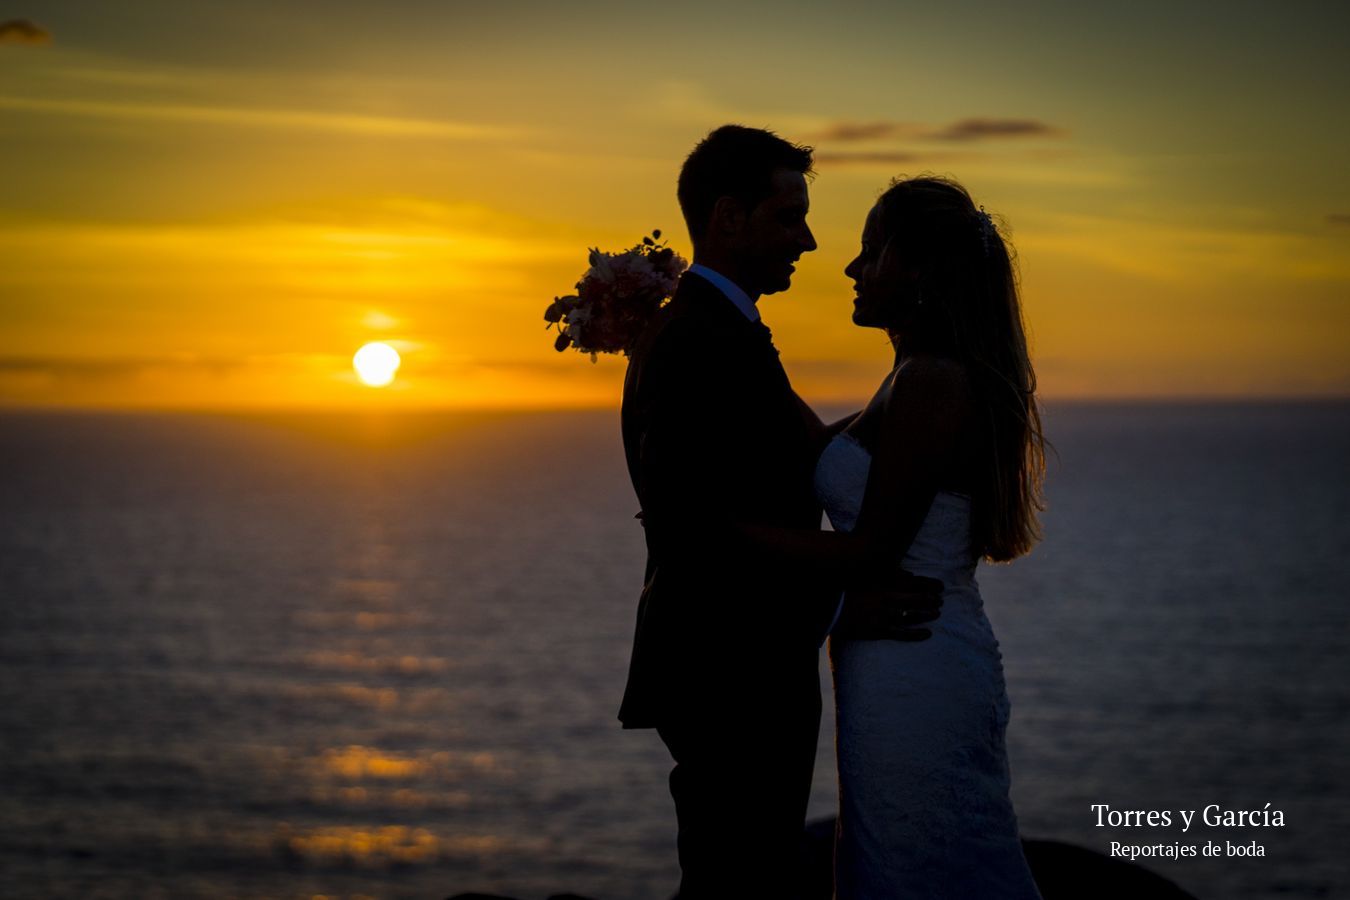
top-left (3, 395), bottom-right (1348, 417)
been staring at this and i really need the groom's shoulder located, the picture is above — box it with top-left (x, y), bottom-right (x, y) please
top-left (643, 279), bottom-right (737, 354)
top-left (644, 310), bottom-right (739, 376)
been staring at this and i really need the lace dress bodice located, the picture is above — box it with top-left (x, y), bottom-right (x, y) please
top-left (815, 432), bottom-right (976, 585)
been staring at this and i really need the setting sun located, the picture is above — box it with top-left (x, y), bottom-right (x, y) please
top-left (353, 342), bottom-right (401, 387)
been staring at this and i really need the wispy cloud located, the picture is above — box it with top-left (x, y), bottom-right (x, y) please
top-left (0, 19), bottom-right (49, 45)
top-left (809, 117), bottom-right (1066, 144)
top-left (927, 118), bottom-right (1065, 141)
top-left (0, 96), bottom-right (517, 140)
top-left (1328, 214), bottom-right (1350, 227)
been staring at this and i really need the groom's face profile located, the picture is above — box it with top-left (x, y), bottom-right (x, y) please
top-left (722, 167), bottom-right (816, 296)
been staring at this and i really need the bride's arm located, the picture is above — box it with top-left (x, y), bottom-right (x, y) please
top-left (736, 356), bottom-right (972, 581)
top-left (849, 355), bottom-right (973, 559)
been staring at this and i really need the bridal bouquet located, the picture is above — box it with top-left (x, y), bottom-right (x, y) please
top-left (544, 231), bottom-right (687, 360)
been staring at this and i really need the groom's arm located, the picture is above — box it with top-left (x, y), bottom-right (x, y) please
top-left (637, 322), bottom-right (941, 628)
top-left (636, 322), bottom-right (751, 563)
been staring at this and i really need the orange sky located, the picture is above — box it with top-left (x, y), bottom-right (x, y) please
top-left (2, 2), bottom-right (1348, 410)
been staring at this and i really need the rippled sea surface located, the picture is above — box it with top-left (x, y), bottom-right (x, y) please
top-left (2, 403), bottom-right (1347, 899)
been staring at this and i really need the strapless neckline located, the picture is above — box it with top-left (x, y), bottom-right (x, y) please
top-left (815, 431), bottom-right (976, 581)
top-left (828, 431), bottom-right (972, 502)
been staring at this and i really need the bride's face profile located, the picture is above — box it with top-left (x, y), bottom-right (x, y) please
top-left (845, 203), bottom-right (912, 330)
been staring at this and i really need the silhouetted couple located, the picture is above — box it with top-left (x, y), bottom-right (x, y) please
top-left (619, 126), bottom-right (1047, 898)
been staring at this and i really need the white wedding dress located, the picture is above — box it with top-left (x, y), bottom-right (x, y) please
top-left (815, 432), bottom-right (1042, 899)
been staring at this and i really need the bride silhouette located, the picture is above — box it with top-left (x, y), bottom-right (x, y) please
top-left (820, 175), bottom-right (1046, 897)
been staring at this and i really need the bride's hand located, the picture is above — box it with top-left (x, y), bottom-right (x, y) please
top-left (834, 573), bottom-right (943, 642)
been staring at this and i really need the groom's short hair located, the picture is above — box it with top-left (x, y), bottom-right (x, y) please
top-left (678, 125), bottom-right (814, 244)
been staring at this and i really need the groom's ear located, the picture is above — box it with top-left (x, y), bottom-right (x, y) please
top-left (709, 195), bottom-right (748, 240)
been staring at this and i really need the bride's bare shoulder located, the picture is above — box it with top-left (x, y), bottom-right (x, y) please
top-left (886, 354), bottom-right (973, 406)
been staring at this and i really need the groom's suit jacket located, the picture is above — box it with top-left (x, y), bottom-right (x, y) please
top-left (618, 271), bottom-right (837, 728)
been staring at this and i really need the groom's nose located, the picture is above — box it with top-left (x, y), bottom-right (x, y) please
top-left (800, 224), bottom-right (818, 254)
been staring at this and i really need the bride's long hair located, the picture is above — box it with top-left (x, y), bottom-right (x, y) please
top-left (875, 176), bottom-right (1046, 561)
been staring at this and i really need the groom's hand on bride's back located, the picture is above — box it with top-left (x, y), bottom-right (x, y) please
top-left (833, 572), bottom-right (944, 642)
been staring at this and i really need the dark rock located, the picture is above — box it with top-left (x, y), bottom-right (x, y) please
top-left (1023, 839), bottom-right (1200, 900)
top-left (793, 817), bottom-right (1199, 900)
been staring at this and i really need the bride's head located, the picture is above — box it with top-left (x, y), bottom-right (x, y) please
top-left (847, 175), bottom-right (1046, 561)
top-left (846, 176), bottom-right (1009, 343)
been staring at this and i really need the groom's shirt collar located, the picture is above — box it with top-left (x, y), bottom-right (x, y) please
top-left (687, 264), bottom-right (760, 322)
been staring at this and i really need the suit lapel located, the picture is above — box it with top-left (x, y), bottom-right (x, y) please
top-left (678, 273), bottom-right (785, 368)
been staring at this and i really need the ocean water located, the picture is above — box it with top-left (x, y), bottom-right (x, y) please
top-left (1, 403), bottom-right (1346, 899)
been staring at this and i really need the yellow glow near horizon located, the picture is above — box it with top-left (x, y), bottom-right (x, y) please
top-left (353, 343), bottom-right (401, 387)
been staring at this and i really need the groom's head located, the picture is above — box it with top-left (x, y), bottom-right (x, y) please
top-left (678, 125), bottom-right (817, 297)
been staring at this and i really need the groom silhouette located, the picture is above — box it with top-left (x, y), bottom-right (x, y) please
top-left (619, 125), bottom-right (940, 898)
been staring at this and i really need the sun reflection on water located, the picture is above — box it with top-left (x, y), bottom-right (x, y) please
top-left (292, 609), bottom-right (432, 631)
top-left (277, 824), bottom-right (444, 867)
top-left (274, 822), bottom-right (525, 869)
top-left (319, 746), bottom-right (434, 780)
top-left (310, 746), bottom-right (505, 782)
top-left (303, 650), bottom-right (454, 675)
